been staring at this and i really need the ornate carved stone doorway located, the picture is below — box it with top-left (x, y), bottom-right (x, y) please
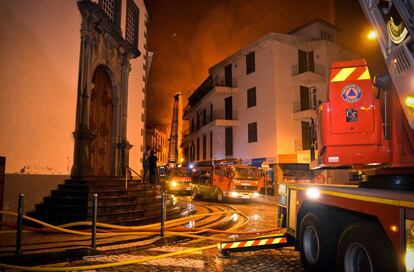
top-left (71, 0), bottom-right (140, 178)
top-left (90, 66), bottom-right (113, 176)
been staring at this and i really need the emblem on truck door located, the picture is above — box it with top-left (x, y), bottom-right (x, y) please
top-left (342, 84), bottom-right (362, 103)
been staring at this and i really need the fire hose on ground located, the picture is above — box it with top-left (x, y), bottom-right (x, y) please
top-left (0, 198), bottom-right (285, 270)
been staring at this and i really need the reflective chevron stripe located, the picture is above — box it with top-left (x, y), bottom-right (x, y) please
top-left (330, 66), bottom-right (371, 82)
top-left (221, 237), bottom-right (287, 250)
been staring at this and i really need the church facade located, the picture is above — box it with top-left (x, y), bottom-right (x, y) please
top-left (0, 0), bottom-right (150, 215)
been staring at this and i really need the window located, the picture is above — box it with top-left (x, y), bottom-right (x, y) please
top-left (225, 127), bottom-right (233, 156)
top-left (225, 64), bottom-right (232, 87)
top-left (126, 0), bottom-right (139, 49)
top-left (248, 122), bottom-right (257, 143)
top-left (191, 118), bottom-right (194, 133)
top-left (246, 51), bottom-right (255, 74)
top-left (298, 50), bottom-right (314, 74)
top-left (203, 134), bottom-right (206, 160)
top-left (320, 31), bottom-right (334, 42)
top-left (197, 111), bottom-right (201, 130)
top-left (203, 109), bottom-right (207, 126)
top-left (196, 137), bottom-right (200, 161)
top-left (99, 0), bottom-right (121, 27)
top-left (300, 86), bottom-right (310, 111)
top-left (210, 130), bottom-right (213, 158)
top-left (247, 87), bottom-right (256, 108)
top-left (191, 141), bottom-right (194, 161)
top-left (301, 121), bottom-right (311, 150)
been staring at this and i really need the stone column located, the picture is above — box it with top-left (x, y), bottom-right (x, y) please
top-left (116, 53), bottom-right (132, 176)
top-left (71, 15), bottom-right (95, 177)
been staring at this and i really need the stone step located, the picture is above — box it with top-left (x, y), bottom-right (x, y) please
top-left (30, 177), bottom-right (182, 226)
top-left (64, 177), bottom-right (143, 187)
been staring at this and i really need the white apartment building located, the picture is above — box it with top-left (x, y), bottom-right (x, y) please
top-left (182, 19), bottom-right (357, 182)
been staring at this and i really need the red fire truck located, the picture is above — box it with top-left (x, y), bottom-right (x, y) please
top-left (278, 1), bottom-right (414, 271)
top-left (191, 159), bottom-right (263, 202)
top-left (220, 1), bottom-right (414, 271)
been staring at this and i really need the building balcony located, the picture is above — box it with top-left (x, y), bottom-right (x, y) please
top-left (185, 110), bottom-right (239, 139)
top-left (210, 110), bottom-right (239, 127)
top-left (183, 75), bottom-right (238, 119)
top-left (292, 101), bottom-right (317, 121)
top-left (291, 63), bottom-right (326, 85)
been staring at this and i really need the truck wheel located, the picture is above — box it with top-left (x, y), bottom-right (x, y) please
top-left (299, 213), bottom-right (337, 271)
top-left (337, 222), bottom-right (396, 272)
top-left (216, 190), bottom-right (224, 202)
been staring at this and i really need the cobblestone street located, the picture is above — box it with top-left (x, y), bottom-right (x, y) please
top-left (44, 200), bottom-right (304, 271)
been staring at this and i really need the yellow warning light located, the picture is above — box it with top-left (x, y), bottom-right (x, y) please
top-left (367, 30), bottom-right (378, 40)
top-left (405, 96), bottom-right (414, 109)
top-left (390, 225), bottom-right (398, 232)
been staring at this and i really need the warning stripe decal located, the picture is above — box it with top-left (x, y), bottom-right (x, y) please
top-left (221, 236), bottom-right (288, 249)
top-left (330, 66), bottom-right (371, 82)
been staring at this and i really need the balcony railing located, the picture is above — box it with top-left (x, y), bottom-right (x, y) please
top-left (293, 100), bottom-right (321, 113)
top-left (188, 75), bottom-right (238, 108)
top-left (291, 63), bottom-right (325, 77)
top-left (211, 75), bottom-right (238, 88)
top-left (187, 110), bottom-right (238, 134)
top-left (211, 110), bottom-right (238, 121)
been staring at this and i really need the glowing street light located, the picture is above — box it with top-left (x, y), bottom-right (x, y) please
top-left (367, 30), bottom-right (377, 40)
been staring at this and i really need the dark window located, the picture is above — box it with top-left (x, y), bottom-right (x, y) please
top-left (203, 134), bottom-right (207, 160)
top-left (210, 104), bottom-right (213, 122)
top-left (99, 0), bottom-right (122, 27)
top-left (225, 64), bottom-right (232, 87)
top-left (196, 137), bottom-right (200, 161)
top-left (300, 86), bottom-right (310, 111)
top-left (247, 87), bottom-right (256, 108)
top-left (320, 31), bottom-right (334, 42)
top-left (298, 50), bottom-right (314, 74)
top-left (191, 118), bottom-right (194, 133)
top-left (126, 0), bottom-right (139, 49)
top-left (191, 141), bottom-right (194, 161)
top-left (203, 109), bottom-right (207, 126)
top-left (225, 96), bottom-right (232, 120)
top-left (197, 111), bottom-right (201, 130)
top-left (301, 121), bottom-right (311, 150)
top-left (210, 130), bottom-right (213, 158)
top-left (225, 127), bottom-right (233, 156)
top-left (246, 51), bottom-right (255, 74)
top-left (248, 122), bottom-right (257, 143)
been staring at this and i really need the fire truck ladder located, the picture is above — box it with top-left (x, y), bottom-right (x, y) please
top-left (219, 232), bottom-right (295, 256)
top-left (167, 93), bottom-right (181, 165)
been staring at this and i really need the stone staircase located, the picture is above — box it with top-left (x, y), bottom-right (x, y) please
top-left (28, 177), bottom-right (189, 226)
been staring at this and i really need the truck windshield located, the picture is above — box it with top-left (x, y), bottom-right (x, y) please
top-left (233, 167), bottom-right (258, 180)
top-left (169, 168), bottom-right (190, 177)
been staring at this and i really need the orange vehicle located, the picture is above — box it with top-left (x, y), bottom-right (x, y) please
top-left (191, 160), bottom-right (264, 202)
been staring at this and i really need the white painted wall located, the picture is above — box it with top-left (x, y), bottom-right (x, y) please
top-left (183, 22), bottom-right (358, 166)
top-left (0, 0), bottom-right (147, 175)
top-left (0, 0), bottom-right (80, 175)
top-left (126, 0), bottom-right (148, 173)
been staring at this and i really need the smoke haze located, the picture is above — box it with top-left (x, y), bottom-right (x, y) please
top-left (146, 0), bottom-right (381, 126)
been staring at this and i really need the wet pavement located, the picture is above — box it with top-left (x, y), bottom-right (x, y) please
top-left (1, 199), bottom-right (304, 271)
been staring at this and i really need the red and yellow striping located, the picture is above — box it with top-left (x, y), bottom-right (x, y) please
top-left (330, 66), bottom-right (371, 82)
top-left (220, 237), bottom-right (287, 249)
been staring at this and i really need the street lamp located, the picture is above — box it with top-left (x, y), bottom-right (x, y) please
top-left (367, 30), bottom-right (377, 40)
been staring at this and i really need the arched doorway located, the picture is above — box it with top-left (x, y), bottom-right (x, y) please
top-left (89, 66), bottom-right (113, 176)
